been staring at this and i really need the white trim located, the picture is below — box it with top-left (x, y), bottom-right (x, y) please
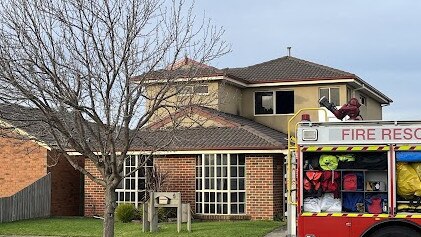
top-left (127, 149), bottom-right (287, 155)
top-left (65, 149), bottom-right (287, 156)
top-left (247, 78), bottom-right (355, 87)
top-left (142, 76), bottom-right (225, 84)
top-left (353, 80), bottom-right (391, 104)
top-left (142, 76), bottom-right (390, 104)
top-left (0, 119), bottom-right (51, 150)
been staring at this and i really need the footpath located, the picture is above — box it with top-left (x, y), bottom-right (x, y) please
top-left (265, 226), bottom-right (287, 237)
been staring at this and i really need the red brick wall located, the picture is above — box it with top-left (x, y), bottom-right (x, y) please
top-left (0, 135), bottom-right (47, 197)
top-left (246, 155), bottom-right (283, 220)
top-left (273, 154), bottom-right (284, 219)
top-left (84, 159), bottom-right (105, 216)
top-left (155, 155), bottom-right (196, 212)
top-left (82, 153), bottom-right (284, 220)
top-left (48, 151), bottom-right (84, 216)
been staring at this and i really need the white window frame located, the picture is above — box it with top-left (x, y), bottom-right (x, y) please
top-left (319, 87), bottom-right (340, 106)
top-left (253, 90), bottom-right (295, 116)
top-left (360, 95), bottom-right (367, 106)
top-left (116, 155), bottom-right (153, 208)
top-left (195, 154), bottom-right (246, 215)
top-left (178, 84), bottom-right (209, 96)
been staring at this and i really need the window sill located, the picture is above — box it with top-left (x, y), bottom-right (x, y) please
top-left (194, 214), bottom-right (251, 220)
top-left (254, 113), bottom-right (295, 117)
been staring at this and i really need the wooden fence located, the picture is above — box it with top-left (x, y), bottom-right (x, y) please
top-left (0, 173), bottom-right (51, 223)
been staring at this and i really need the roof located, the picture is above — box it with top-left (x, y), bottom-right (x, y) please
top-left (0, 104), bottom-right (287, 152)
top-left (138, 56), bottom-right (392, 104)
top-left (0, 104), bottom-right (57, 145)
top-left (140, 56), bottom-right (357, 83)
top-left (225, 56), bottom-right (357, 83)
top-left (134, 106), bottom-right (287, 151)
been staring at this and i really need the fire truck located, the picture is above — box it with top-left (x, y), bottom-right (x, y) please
top-left (286, 98), bottom-right (421, 237)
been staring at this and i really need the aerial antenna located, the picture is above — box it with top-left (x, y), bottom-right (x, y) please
top-left (287, 47), bottom-right (292, 56)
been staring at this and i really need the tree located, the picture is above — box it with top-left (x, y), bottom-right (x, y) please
top-left (0, 0), bottom-right (228, 236)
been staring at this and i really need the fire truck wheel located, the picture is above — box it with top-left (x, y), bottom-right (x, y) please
top-left (368, 225), bottom-right (420, 237)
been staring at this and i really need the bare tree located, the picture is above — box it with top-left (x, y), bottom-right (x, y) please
top-left (0, 0), bottom-right (228, 236)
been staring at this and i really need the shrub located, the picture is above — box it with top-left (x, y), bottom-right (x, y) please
top-left (115, 203), bottom-right (136, 223)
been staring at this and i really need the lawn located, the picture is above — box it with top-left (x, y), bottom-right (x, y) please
top-left (0, 217), bottom-right (284, 237)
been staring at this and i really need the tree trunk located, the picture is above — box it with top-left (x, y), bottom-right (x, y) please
top-left (103, 185), bottom-right (117, 237)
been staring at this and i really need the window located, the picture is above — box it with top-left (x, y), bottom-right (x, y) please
top-left (319, 88), bottom-right (340, 106)
top-left (179, 84), bottom-right (208, 96)
top-left (194, 84), bottom-right (209, 94)
top-left (254, 91), bottom-right (294, 115)
top-left (255, 92), bottom-right (273, 114)
top-left (116, 155), bottom-right (153, 207)
top-left (195, 154), bottom-right (246, 215)
top-left (276, 91), bottom-right (294, 114)
top-left (360, 95), bottom-right (367, 106)
top-left (347, 87), bottom-right (353, 102)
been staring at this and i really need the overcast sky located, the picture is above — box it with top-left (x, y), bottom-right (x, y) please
top-left (195, 0), bottom-right (421, 120)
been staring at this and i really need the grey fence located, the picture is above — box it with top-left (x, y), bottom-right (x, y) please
top-left (0, 173), bottom-right (51, 223)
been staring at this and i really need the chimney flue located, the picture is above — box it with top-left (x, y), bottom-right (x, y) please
top-left (287, 47), bottom-right (292, 56)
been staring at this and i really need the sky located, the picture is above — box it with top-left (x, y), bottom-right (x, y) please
top-left (194, 0), bottom-right (421, 120)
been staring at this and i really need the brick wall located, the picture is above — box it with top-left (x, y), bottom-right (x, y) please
top-left (0, 135), bottom-right (47, 197)
top-left (48, 151), bottom-right (84, 216)
top-left (246, 155), bottom-right (283, 220)
top-left (155, 155), bottom-right (196, 212)
top-left (273, 154), bottom-right (284, 219)
top-left (84, 159), bottom-right (105, 216)
top-left (83, 155), bottom-right (196, 216)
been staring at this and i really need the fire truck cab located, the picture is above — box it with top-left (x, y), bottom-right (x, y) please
top-left (287, 119), bottom-right (421, 237)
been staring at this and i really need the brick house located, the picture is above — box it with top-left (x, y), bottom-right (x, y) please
top-left (0, 56), bottom-right (392, 220)
top-left (0, 105), bottom-right (84, 216)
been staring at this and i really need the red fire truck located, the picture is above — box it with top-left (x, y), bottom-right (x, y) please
top-left (286, 101), bottom-right (421, 237)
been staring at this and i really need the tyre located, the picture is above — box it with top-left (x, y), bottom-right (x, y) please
top-left (369, 225), bottom-right (420, 237)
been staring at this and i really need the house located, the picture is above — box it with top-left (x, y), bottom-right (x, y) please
top-left (0, 105), bottom-right (84, 217)
top-left (0, 56), bottom-right (392, 220)
top-left (85, 56), bottom-right (392, 220)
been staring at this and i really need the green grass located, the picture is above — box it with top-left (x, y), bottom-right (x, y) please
top-left (0, 217), bottom-right (284, 237)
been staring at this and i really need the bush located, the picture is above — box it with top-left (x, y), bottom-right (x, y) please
top-left (115, 203), bottom-right (136, 223)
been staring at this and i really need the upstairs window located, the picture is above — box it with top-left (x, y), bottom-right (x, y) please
top-left (255, 91), bottom-right (294, 115)
top-left (360, 95), bottom-right (367, 106)
top-left (319, 88), bottom-right (340, 106)
top-left (255, 92), bottom-right (274, 114)
top-left (276, 91), bottom-right (294, 114)
top-left (179, 84), bottom-right (209, 96)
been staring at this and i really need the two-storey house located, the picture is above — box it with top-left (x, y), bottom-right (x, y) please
top-left (84, 56), bottom-right (392, 220)
top-left (0, 55), bottom-right (392, 221)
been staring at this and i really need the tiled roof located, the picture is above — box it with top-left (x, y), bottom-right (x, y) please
top-left (225, 56), bottom-right (357, 83)
top-left (139, 56), bottom-right (357, 83)
top-left (0, 104), bottom-right (287, 151)
top-left (0, 104), bottom-right (58, 145)
top-left (134, 107), bottom-right (287, 151)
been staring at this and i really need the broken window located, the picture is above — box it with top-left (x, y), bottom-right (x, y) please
top-left (255, 91), bottom-right (274, 115)
top-left (276, 91), bottom-right (294, 114)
